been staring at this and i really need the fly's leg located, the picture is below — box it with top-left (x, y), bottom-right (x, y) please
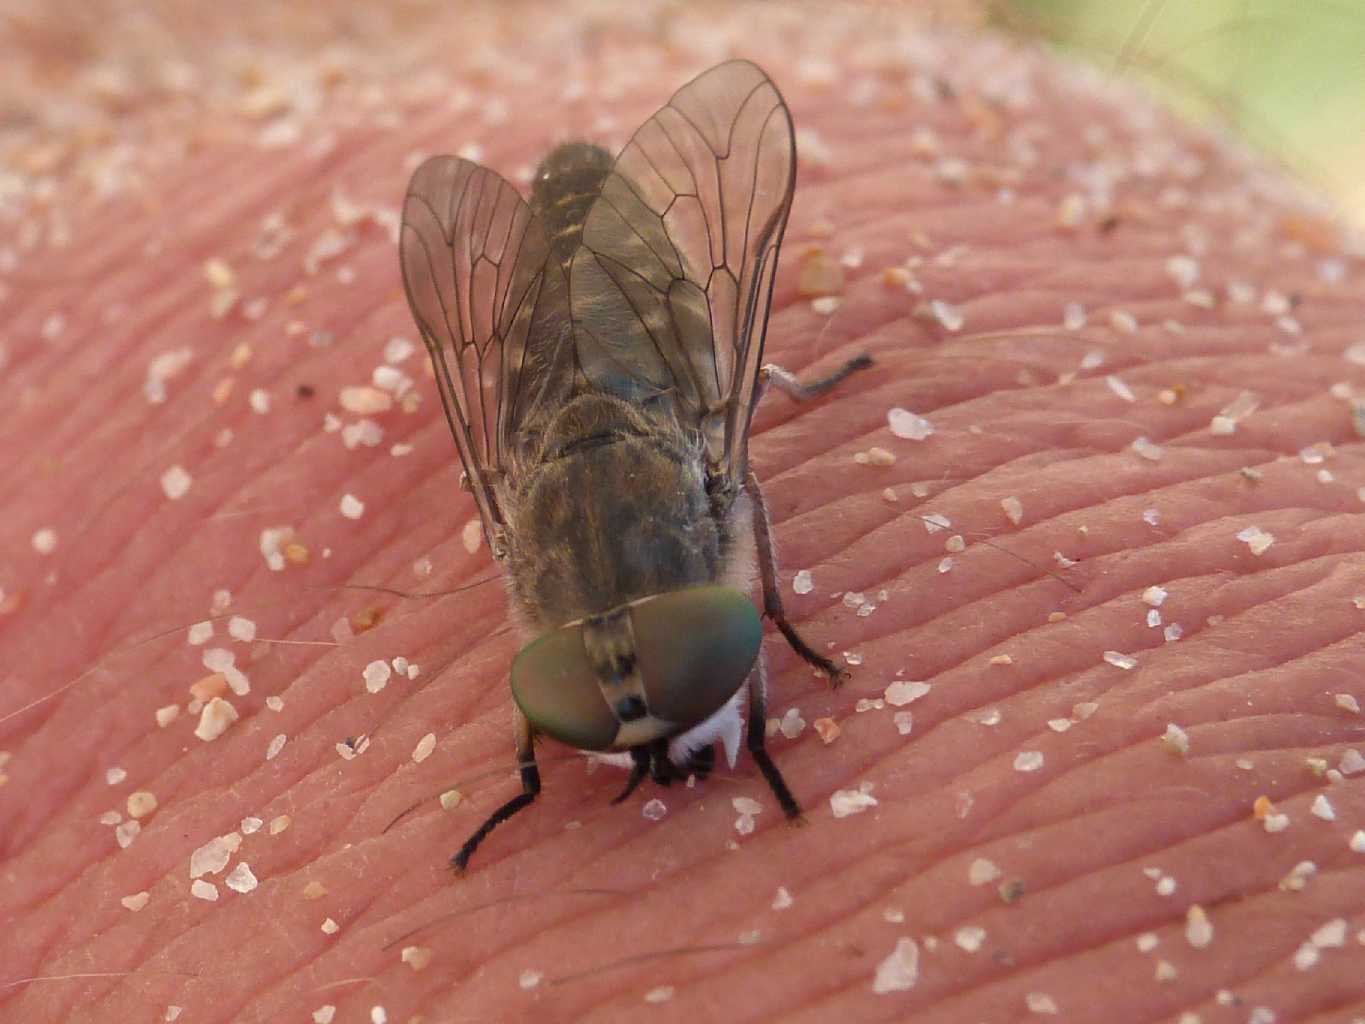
top-left (648, 738), bottom-right (679, 786)
top-left (746, 651), bottom-right (803, 821)
top-left (687, 743), bottom-right (717, 781)
top-left (746, 354), bottom-right (870, 684)
top-left (758, 354), bottom-right (871, 403)
top-left (747, 470), bottom-right (849, 686)
top-left (452, 707), bottom-right (540, 874)
top-left (611, 746), bottom-right (650, 805)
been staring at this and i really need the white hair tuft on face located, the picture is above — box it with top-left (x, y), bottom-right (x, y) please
top-left (669, 688), bottom-right (745, 769)
top-left (584, 686), bottom-right (747, 775)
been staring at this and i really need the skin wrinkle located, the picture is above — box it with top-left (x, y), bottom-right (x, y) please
top-left (2, 3), bottom-right (1365, 1023)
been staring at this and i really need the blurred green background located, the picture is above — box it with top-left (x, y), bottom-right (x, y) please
top-left (995, 0), bottom-right (1365, 227)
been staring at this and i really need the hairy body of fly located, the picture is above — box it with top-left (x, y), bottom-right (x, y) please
top-left (502, 142), bottom-right (759, 767)
top-left (504, 391), bottom-right (756, 770)
top-left (506, 392), bottom-right (746, 630)
top-left (504, 387), bottom-right (758, 768)
top-left (399, 60), bottom-right (866, 871)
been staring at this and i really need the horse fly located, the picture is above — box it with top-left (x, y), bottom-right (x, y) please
top-left (399, 59), bottom-right (870, 872)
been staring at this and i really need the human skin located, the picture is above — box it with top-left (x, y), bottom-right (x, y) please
top-left (2, 3), bottom-right (1364, 1022)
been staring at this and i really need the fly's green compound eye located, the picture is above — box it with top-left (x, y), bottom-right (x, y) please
top-left (631, 586), bottom-right (761, 726)
top-left (510, 627), bottom-right (619, 751)
top-left (511, 587), bottom-right (762, 752)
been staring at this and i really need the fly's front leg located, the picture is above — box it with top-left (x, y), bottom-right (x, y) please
top-left (747, 470), bottom-right (849, 686)
top-left (452, 706), bottom-right (541, 874)
top-left (610, 746), bottom-right (650, 806)
top-left (746, 649), bottom-right (803, 821)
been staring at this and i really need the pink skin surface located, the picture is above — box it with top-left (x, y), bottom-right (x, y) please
top-left (3, 4), bottom-right (1365, 1023)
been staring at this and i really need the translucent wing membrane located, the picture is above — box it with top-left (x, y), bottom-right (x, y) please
top-left (399, 61), bottom-right (794, 540)
top-left (575, 59), bottom-right (796, 481)
top-left (400, 157), bottom-right (570, 548)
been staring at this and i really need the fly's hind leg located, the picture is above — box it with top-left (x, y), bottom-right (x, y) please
top-left (452, 706), bottom-right (541, 874)
top-left (759, 354), bottom-right (871, 402)
top-left (747, 470), bottom-right (849, 686)
top-left (747, 650), bottom-right (803, 821)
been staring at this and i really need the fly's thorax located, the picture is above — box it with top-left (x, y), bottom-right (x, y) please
top-left (510, 585), bottom-right (762, 752)
top-left (532, 390), bottom-right (663, 462)
top-left (503, 394), bottom-right (730, 631)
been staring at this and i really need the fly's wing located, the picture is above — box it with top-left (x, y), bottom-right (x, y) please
top-left (573, 59), bottom-right (795, 482)
top-left (400, 157), bottom-right (572, 554)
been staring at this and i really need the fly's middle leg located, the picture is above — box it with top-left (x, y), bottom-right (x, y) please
top-left (746, 470), bottom-right (848, 686)
top-left (452, 706), bottom-right (541, 874)
top-left (610, 746), bottom-right (650, 805)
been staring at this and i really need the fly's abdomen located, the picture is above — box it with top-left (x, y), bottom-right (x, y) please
top-left (531, 142), bottom-right (613, 270)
